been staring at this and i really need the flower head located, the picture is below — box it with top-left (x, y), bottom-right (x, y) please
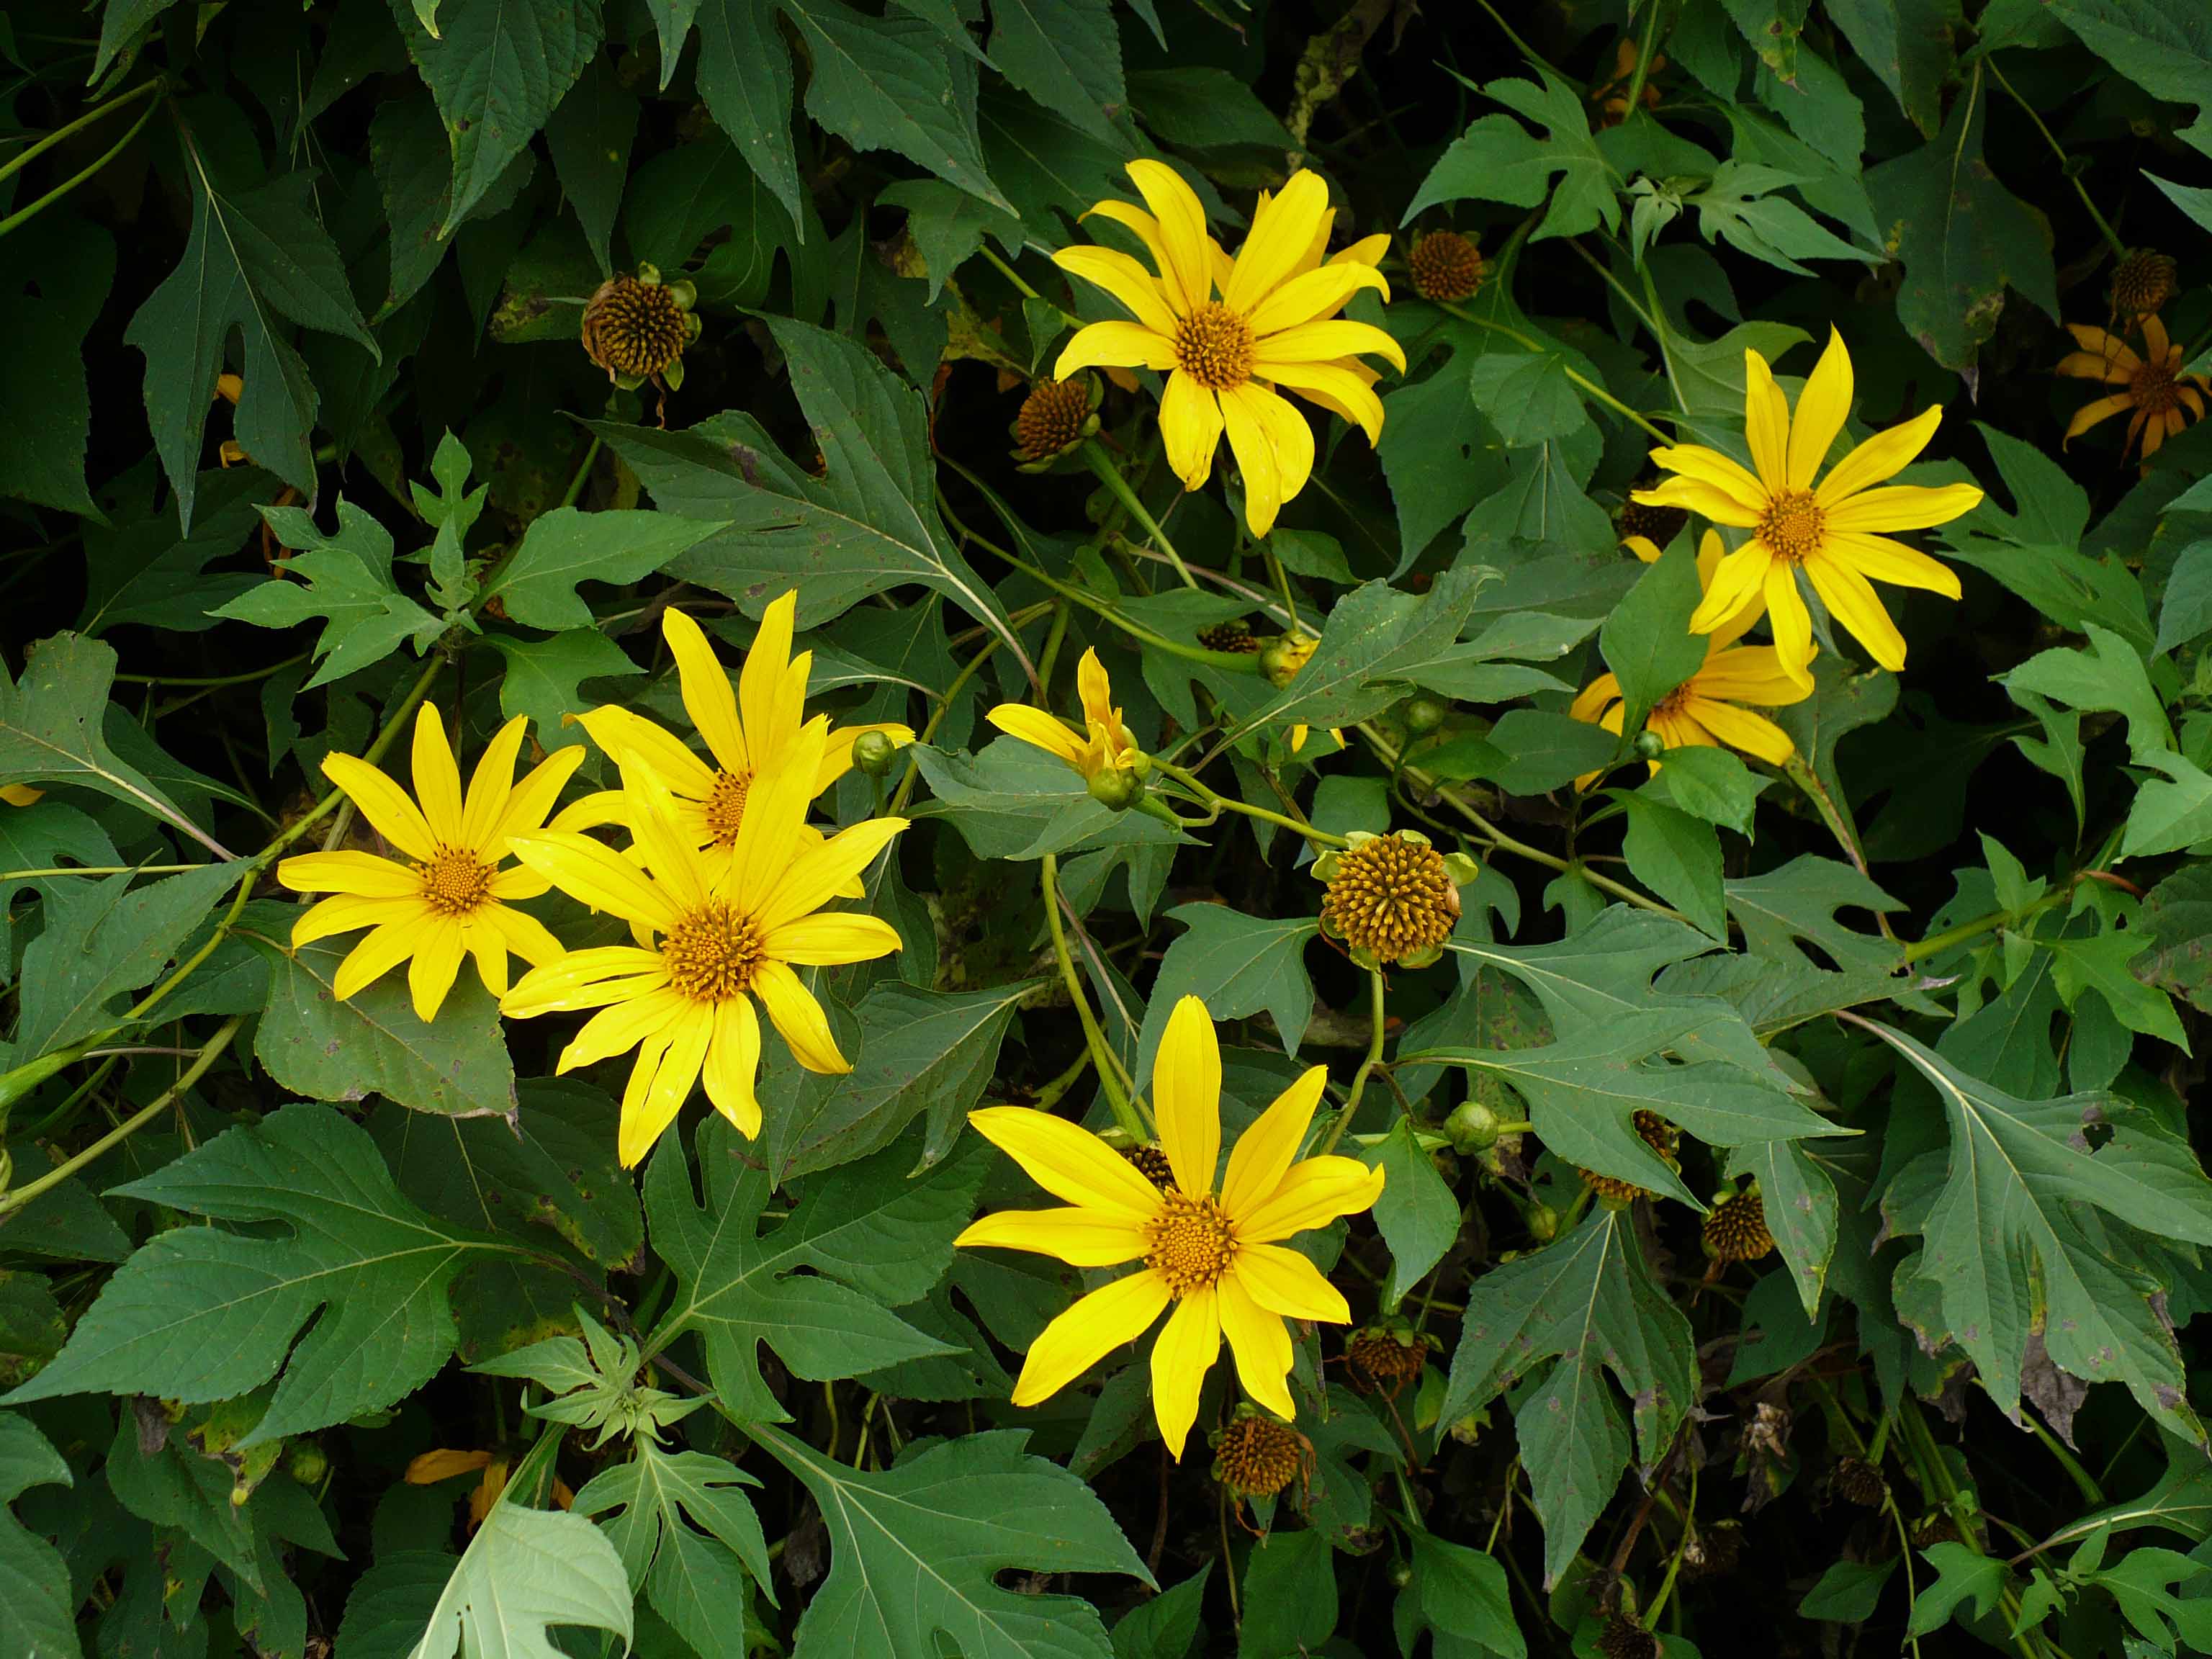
top-left (276, 706), bottom-right (582, 1022)
top-left (2058, 317), bottom-right (2207, 462)
top-left (1633, 329), bottom-right (1983, 689)
top-left (580, 264), bottom-right (701, 390)
top-left (1408, 230), bottom-right (1485, 302)
top-left (500, 722), bottom-right (907, 1166)
top-left (2110, 248), bottom-right (2180, 318)
top-left (1012, 375), bottom-right (1100, 467)
top-left (1211, 1408), bottom-right (1307, 1498)
top-left (1702, 1185), bottom-right (1774, 1262)
top-left (1578, 1110), bottom-right (1680, 1203)
top-left (1053, 161), bottom-right (1404, 536)
top-left (956, 995), bottom-right (1384, 1457)
top-left (1570, 530), bottom-right (1812, 779)
top-left (1315, 830), bottom-right (1471, 967)
top-left (987, 648), bottom-right (1145, 786)
top-left (1346, 1321), bottom-right (1434, 1396)
top-left (559, 595), bottom-right (911, 878)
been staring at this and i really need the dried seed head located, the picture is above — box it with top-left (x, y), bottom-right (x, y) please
top-left (1831, 1455), bottom-right (1887, 1507)
top-left (1015, 377), bottom-right (1094, 460)
top-left (1596, 1613), bottom-right (1660, 1659)
top-left (580, 271), bottom-right (696, 382)
top-left (1212, 1413), bottom-right (1303, 1498)
top-left (1702, 1189), bottom-right (1775, 1262)
top-left (1197, 620), bottom-right (1263, 654)
top-left (1409, 230), bottom-right (1485, 302)
top-left (2111, 248), bottom-right (2180, 317)
top-left (1616, 497), bottom-right (1689, 549)
top-left (1578, 1110), bottom-right (1680, 1202)
top-left (1321, 832), bottom-right (1462, 963)
top-left (1681, 1520), bottom-right (1743, 1579)
top-left (1346, 1327), bottom-right (1429, 1395)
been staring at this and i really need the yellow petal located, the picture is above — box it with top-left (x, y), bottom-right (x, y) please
top-left (331, 920), bottom-right (421, 1001)
top-left (1159, 372), bottom-right (1224, 490)
top-left (1223, 169), bottom-right (1331, 314)
top-left (1220, 1065), bottom-right (1328, 1218)
top-left (1054, 246), bottom-right (1182, 336)
top-left (656, 606), bottom-right (746, 777)
top-left (410, 706), bottom-right (466, 845)
top-left (408, 919), bottom-right (466, 1021)
top-left (1010, 1269), bottom-right (1172, 1407)
top-left (1149, 1286), bottom-right (1220, 1460)
top-left (487, 741), bottom-right (585, 858)
top-left (1123, 159), bottom-right (1214, 316)
top-left (1694, 528), bottom-right (1727, 594)
top-left (1232, 1240), bottom-right (1352, 1323)
top-left (1804, 556), bottom-right (1907, 670)
top-left (729, 718), bottom-right (826, 916)
top-left (763, 912), bottom-right (903, 966)
top-left (1786, 328), bottom-right (1853, 490)
top-left (1815, 405), bottom-right (1941, 504)
top-left (2054, 350), bottom-right (2136, 386)
top-left (406, 1449), bottom-right (494, 1484)
top-left (1236, 1155), bottom-right (1385, 1243)
top-left (623, 772), bottom-right (712, 912)
top-left (1828, 531), bottom-right (1965, 598)
top-left (562, 986), bottom-right (686, 1070)
top-left (1648, 444), bottom-right (1769, 516)
top-left (1251, 318), bottom-right (1406, 374)
top-left (1742, 348), bottom-right (1791, 492)
top-left (616, 1026), bottom-right (683, 1168)
top-left (1678, 697), bottom-right (1795, 766)
top-left (1689, 647), bottom-right (1813, 706)
top-left (1056, 319), bottom-right (1177, 377)
top-left (1823, 485), bottom-right (1984, 536)
top-left (955, 1208), bottom-right (1150, 1266)
top-left (1231, 382), bottom-right (1315, 537)
top-left (278, 849), bottom-right (423, 898)
top-left (1246, 263), bottom-right (1389, 341)
top-left (321, 752), bottom-right (437, 862)
top-left (1080, 199), bottom-right (1180, 302)
top-left (1763, 562), bottom-right (1816, 693)
top-left (967, 1105), bottom-right (1166, 1220)
top-left (480, 902), bottom-right (567, 969)
top-left (1689, 543), bottom-right (1773, 635)
top-left (1632, 477), bottom-right (1762, 529)
top-left (988, 703), bottom-right (1087, 768)
top-left (1217, 1274), bottom-right (1295, 1421)
top-left (1570, 673), bottom-right (1623, 726)
top-left (703, 997), bottom-right (763, 1138)
top-left (457, 716), bottom-right (526, 852)
top-left (1264, 361), bottom-right (1384, 444)
top-left (503, 945), bottom-right (668, 1016)
top-left (754, 814), bottom-right (907, 934)
top-left (739, 591), bottom-right (801, 776)
top-left (291, 892), bottom-right (425, 945)
top-left (1152, 996), bottom-right (1223, 1196)
top-left (507, 830), bottom-right (681, 933)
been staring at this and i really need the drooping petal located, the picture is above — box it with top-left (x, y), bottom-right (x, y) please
top-left (752, 960), bottom-right (850, 1074)
top-left (763, 912), bottom-right (904, 966)
top-left (1149, 1286), bottom-right (1221, 1459)
top-left (1678, 697), bottom-right (1796, 766)
top-left (2063, 323), bottom-right (2141, 374)
top-left (616, 1026), bottom-right (683, 1169)
top-left (703, 996), bottom-right (763, 1138)
top-left (1232, 382), bottom-right (1316, 531)
top-left (737, 591), bottom-right (800, 774)
top-left (278, 850), bottom-right (423, 898)
top-left (1123, 159), bottom-right (1215, 316)
top-left (410, 706), bottom-right (467, 845)
top-left (1262, 361), bottom-right (1384, 444)
top-left (1236, 1154), bottom-right (1386, 1243)
top-left (1223, 169), bottom-right (1331, 314)
top-left (407, 920), bottom-right (467, 1021)
top-left (1786, 329), bottom-right (1853, 490)
top-left (1245, 262), bottom-right (1389, 340)
top-left (1804, 556), bottom-right (1907, 671)
top-left (1815, 405), bottom-right (1941, 505)
top-left (1152, 995), bottom-right (1223, 1196)
top-left (1827, 531), bottom-right (1964, 597)
top-left (1742, 349), bottom-right (1793, 492)
top-left (1688, 543), bottom-right (1773, 635)
top-left (321, 752), bottom-right (437, 862)
top-left (458, 715), bottom-right (527, 853)
top-left (1646, 444), bottom-right (1770, 516)
top-left (1159, 372), bottom-right (1225, 490)
top-left (507, 830), bottom-right (681, 933)
top-left (1220, 1065), bottom-right (1329, 1219)
top-left (562, 986), bottom-right (687, 1070)
top-left (967, 1105), bottom-right (1166, 1220)
top-left (1232, 1240), bottom-right (1354, 1322)
top-left (290, 892), bottom-right (426, 945)
top-left (1010, 1269), bottom-right (1172, 1407)
top-left (1824, 484), bottom-right (1985, 536)
top-left (752, 814), bottom-right (907, 934)
top-left (1763, 562), bottom-right (1816, 693)
top-left (1054, 246), bottom-right (1182, 336)
top-left (1690, 647), bottom-right (1815, 706)
top-left (642, 1005), bottom-right (712, 1160)
top-left (1251, 318), bottom-right (1406, 373)
top-left (987, 704), bottom-right (1088, 768)
top-left (331, 920), bottom-right (423, 1000)
top-left (1055, 320), bottom-right (1178, 378)
top-left (954, 1208), bottom-right (1150, 1267)
top-left (1219, 382), bottom-right (1284, 536)
top-left (1216, 1274), bottom-right (1295, 1420)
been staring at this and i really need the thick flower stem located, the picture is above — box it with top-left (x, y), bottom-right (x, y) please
top-left (1318, 969), bottom-right (1388, 1156)
top-left (1782, 755), bottom-right (1874, 882)
top-left (1039, 853), bottom-right (1148, 1141)
top-left (1153, 760), bottom-right (1348, 848)
top-left (0, 1016), bottom-right (240, 1215)
top-left (1082, 441), bottom-right (1198, 589)
top-left (0, 96), bottom-right (162, 240)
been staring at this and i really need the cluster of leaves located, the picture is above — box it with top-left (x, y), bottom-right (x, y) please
top-left (7, 0), bottom-right (2212, 1656)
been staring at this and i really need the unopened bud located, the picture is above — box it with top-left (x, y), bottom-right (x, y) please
top-left (1086, 767), bottom-right (1144, 811)
top-left (1402, 694), bottom-right (1447, 734)
top-left (852, 729), bottom-right (899, 777)
top-left (1445, 1100), bottom-right (1501, 1154)
top-left (285, 1444), bottom-right (328, 1485)
top-left (1634, 728), bottom-right (1665, 760)
top-left (1525, 1202), bottom-right (1558, 1242)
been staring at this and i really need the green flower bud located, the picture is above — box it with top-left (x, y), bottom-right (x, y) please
top-left (285, 1444), bottom-right (329, 1486)
top-left (1402, 694), bottom-right (1447, 734)
top-left (1086, 767), bottom-right (1144, 811)
top-left (1445, 1100), bottom-right (1501, 1153)
top-left (1634, 728), bottom-right (1665, 760)
top-left (1525, 1201), bottom-right (1558, 1242)
top-left (852, 729), bottom-right (899, 777)
top-left (1388, 1558), bottom-right (1415, 1589)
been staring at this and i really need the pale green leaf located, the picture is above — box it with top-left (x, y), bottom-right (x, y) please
top-left (212, 501), bottom-right (441, 690)
top-left (1134, 904), bottom-right (1317, 1085)
top-left (406, 1488), bottom-right (633, 1659)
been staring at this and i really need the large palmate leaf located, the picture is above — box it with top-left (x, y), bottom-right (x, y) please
top-left (212, 501), bottom-right (442, 689)
top-left (1438, 1207), bottom-right (1695, 1585)
top-left (754, 1425), bottom-right (1149, 1659)
top-left (476, 507), bottom-right (726, 631)
top-left (5, 1105), bottom-right (518, 1442)
top-left (1404, 72), bottom-right (1620, 240)
top-left (408, 1474), bottom-right (633, 1659)
top-left (642, 1120), bottom-right (983, 1421)
top-left (1240, 570), bottom-right (1492, 736)
top-left (78, 465), bottom-right (272, 635)
top-left (593, 316), bottom-right (1027, 665)
top-left (1867, 1020), bottom-right (2212, 1439)
top-left (1133, 904), bottom-right (1317, 1084)
top-left (572, 1437), bottom-right (773, 1654)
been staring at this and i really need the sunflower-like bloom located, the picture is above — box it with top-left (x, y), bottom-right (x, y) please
top-left (1632, 329), bottom-right (1983, 690)
top-left (1054, 160), bottom-right (1405, 536)
top-left (1570, 531), bottom-right (1812, 781)
top-left (559, 594), bottom-right (912, 876)
top-left (500, 722), bottom-right (906, 1166)
top-left (987, 648), bottom-right (1143, 783)
top-left (956, 996), bottom-right (1385, 1457)
top-left (276, 707), bottom-right (581, 1021)
top-left (2057, 316), bottom-right (2208, 462)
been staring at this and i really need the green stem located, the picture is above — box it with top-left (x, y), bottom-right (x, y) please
top-left (1987, 58), bottom-right (2126, 262)
top-left (0, 1017), bottom-right (240, 1218)
top-left (1082, 441), bottom-right (1197, 589)
top-left (1902, 885), bottom-right (2072, 966)
top-left (1154, 761), bottom-right (1346, 848)
top-left (887, 634), bottom-right (1004, 816)
top-left (1318, 970), bottom-right (1388, 1155)
top-left (1040, 853), bottom-right (1146, 1140)
top-left (1431, 301), bottom-right (1671, 442)
top-left (2028, 1422), bottom-right (2104, 1507)
top-left (0, 76), bottom-right (161, 186)
top-left (1621, 1), bottom-right (1660, 124)
top-left (0, 863), bottom-right (207, 881)
top-left (1035, 602), bottom-right (1071, 692)
top-left (1641, 1463), bottom-right (1696, 1627)
top-left (979, 244), bottom-right (1046, 303)
top-left (115, 651), bottom-right (311, 688)
top-left (0, 96), bottom-right (163, 240)
top-left (558, 436), bottom-right (603, 509)
top-left (1783, 755), bottom-right (1872, 881)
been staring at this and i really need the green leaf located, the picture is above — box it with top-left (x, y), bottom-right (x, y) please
top-left (1725, 854), bottom-right (1906, 976)
top-left (2120, 752), bottom-right (2212, 860)
top-left (1466, 350), bottom-right (1590, 448)
top-left (765, 978), bottom-right (1040, 1181)
top-left (783, 1), bottom-right (1012, 211)
top-left (642, 1118), bottom-right (977, 1421)
top-left (0, 632), bottom-right (230, 858)
top-left (755, 1424), bottom-right (1148, 1658)
top-left (0, 1413), bottom-right (75, 1659)
top-left (389, 0), bottom-right (603, 232)
top-left (989, 0), bottom-right (1125, 142)
top-left (487, 629), bottom-right (644, 749)
top-left (1401, 1534), bottom-right (1524, 1658)
top-left (0, 217), bottom-right (114, 517)
top-left (909, 739), bottom-right (1184, 860)
top-left (1693, 161), bottom-right (1876, 276)
top-left (1618, 796), bottom-right (1727, 941)
top-left (2156, 539), bottom-right (2212, 655)
top-left (1247, 570), bottom-right (1491, 734)
top-left (1439, 1208), bottom-right (1695, 1585)
top-left (1727, 1139), bottom-right (1839, 1318)
top-left (693, 0), bottom-right (804, 231)
top-left (1646, 746), bottom-right (1769, 835)
top-left (2002, 624), bottom-right (2172, 760)
top-left (1800, 1556), bottom-right (1899, 1622)
top-left (1470, 709), bottom-right (1619, 795)
top-left (1404, 72), bottom-right (1619, 241)
top-left (2046, 0), bottom-right (2212, 156)
top-left (238, 911), bottom-right (519, 1119)
top-left (1238, 1528), bottom-right (1336, 1656)
top-left (79, 465), bottom-right (272, 634)
top-left (542, 54), bottom-right (637, 275)
top-left (1824, 0), bottom-right (1958, 135)
top-left (1127, 66), bottom-right (1291, 150)
top-left (1135, 904), bottom-right (1317, 1084)
top-left (1112, 1566), bottom-right (1208, 1659)
top-left (1364, 1119), bottom-right (1462, 1303)
top-left (1905, 1542), bottom-right (2008, 1637)
top-left (592, 315), bottom-right (1026, 665)
top-left (12, 860), bottom-right (242, 1056)
top-left (480, 508), bottom-right (726, 630)
top-left (2046, 930), bottom-right (2190, 1051)
top-left (2138, 863), bottom-right (2212, 1013)
top-left (4, 1105), bottom-right (504, 1442)
top-left (1862, 77), bottom-right (2058, 373)
top-left (1377, 326), bottom-right (1509, 565)
top-left (212, 500), bottom-right (442, 690)
top-left (573, 1439), bottom-right (773, 1650)
top-left (1599, 536), bottom-right (1707, 729)
top-left (409, 1486), bottom-right (634, 1659)
top-left (1864, 1020), bottom-right (2212, 1439)
top-left (126, 147), bottom-right (377, 527)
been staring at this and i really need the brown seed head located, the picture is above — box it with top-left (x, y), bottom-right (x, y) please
top-left (1197, 620), bottom-right (1263, 654)
top-left (1831, 1455), bottom-right (1887, 1507)
top-left (1122, 1143), bottom-right (1177, 1190)
top-left (580, 274), bottom-right (693, 381)
top-left (1616, 498), bottom-right (1689, 549)
top-left (1682, 1520), bottom-right (1743, 1579)
top-left (1597, 1614), bottom-right (1660, 1659)
top-left (1213, 1413), bottom-right (1303, 1498)
top-left (1409, 231), bottom-right (1485, 303)
top-left (1578, 1110), bottom-right (1681, 1202)
top-left (2112, 249), bottom-right (2180, 317)
top-left (1322, 834), bottom-right (1461, 962)
top-left (1703, 1190), bottom-right (1775, 1262)
top-left (1016, 377), bottom-right (1092, 459)
top-left (1346, 1328), bottom-right (1429, 1395)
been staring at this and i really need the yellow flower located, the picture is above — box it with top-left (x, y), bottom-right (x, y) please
top-left (0, 784), bottom-right (42, 806)
top-left (956, 995), bottom-right (1385, 1458)
top-left (500, 723), bottom-right (906, 1166)
top-left (986, 648), bottom-right (1143, 782)
top-left (1570, 531), bottom-right (1811, 783)
top-left (557, 593), bottom-right (912, 877)
top-left (1632, 329), bottom-right (1983, 691)
top-left (1054, 160), bottom-right (1405, 536)
top-left (1262, 631), bottom-right (1337, 754)
top-left (2057, 316), bottom-right (2208, 462)
top-left (276, 706), bottom-right (582, 1022)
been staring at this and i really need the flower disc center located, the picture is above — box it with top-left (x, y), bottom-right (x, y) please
top-left (1757, 488), bottom-right (1826, 563)
top-left (2134, 356), bottom-right (2182, 415)
top-left (421, 845), bottom-right (495, 917)
top-left (705, 768), bottom-right (752, 848)
top-left (1174, 302), bottom-right (1256, 392)
top-left (1144, 1192), bottom-right (1236, 1295)
top-left (662, 899), bottom-right (765, 1003)
top-left (1321, 835), bottom-right (1461, 963)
